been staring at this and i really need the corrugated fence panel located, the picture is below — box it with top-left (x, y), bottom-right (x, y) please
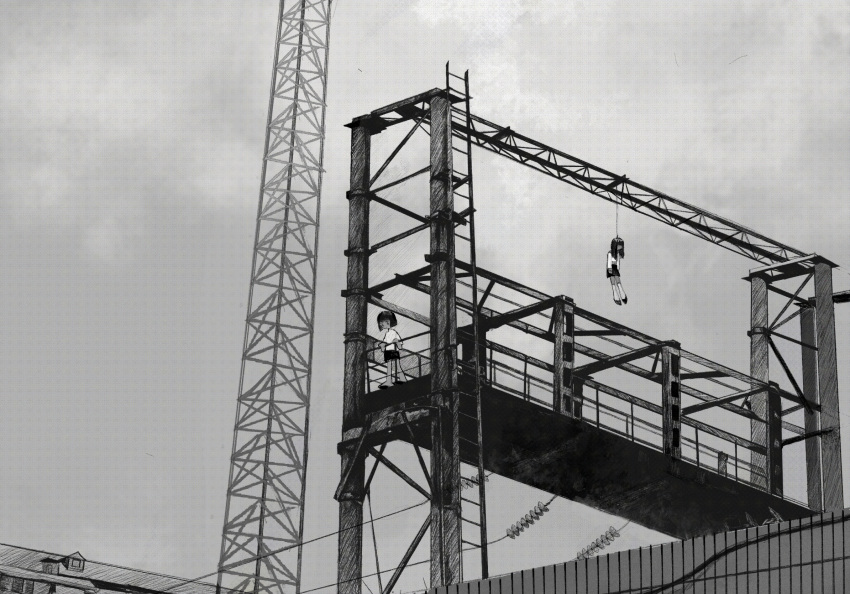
top-left (574, 558), bottom-right (586, 593)
top-left (835, 512), bottom-right (850, 592)
top-left (586, 556), bottom-right (599, 593)
top-left (597, 550), bottom-right (610, 594)
top-left (714, 530), bottom-right (730, 593)
top-left (811, 522), bottom-right (824, 592)
top-left (627, 546), bottom-right (641, 592)
top-left (563, 561), bottom-right (577, 594)
top-left (553, 562), bottom-right (566, 594)
top-left (607, 550), bottom-right (620, 591)
top-left (510, 568), bottom-right (522, 593)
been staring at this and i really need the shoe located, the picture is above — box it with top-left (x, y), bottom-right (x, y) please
top-left (379, 382), bottom-right (392, 389)
top-left (394, 379), bottom-right (406, 384)
top-left (615, 299), bottom-right (622, 305)
top-left (623, 296), bottom-right (628, 304)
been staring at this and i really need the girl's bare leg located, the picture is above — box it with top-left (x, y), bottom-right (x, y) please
top-left (393, 359), bottom-right (407, 384)
top-left (617, 279), bottom-right (628, 304)
top-left (611, 278), bottom-right (622, 304)
top-left (381, 362), bottom-right (393, 388)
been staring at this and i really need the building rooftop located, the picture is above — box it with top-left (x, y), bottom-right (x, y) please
top-left (0, 543), bottom-right (218, 594)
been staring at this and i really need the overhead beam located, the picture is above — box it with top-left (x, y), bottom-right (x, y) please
top-left (782, 428), bottom-right (834, 448)
top-left (369, 296), bottom-right (431, 327)
top-left (437, 113), bottom-right (809, 264)
top-left (480, 297), bottom-right (559, 331)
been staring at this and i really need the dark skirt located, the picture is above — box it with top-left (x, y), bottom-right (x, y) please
top-left (384, 350), bottom-right (400, 361)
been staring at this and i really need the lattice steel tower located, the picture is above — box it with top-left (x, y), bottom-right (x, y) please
top-left (217, 2), bottom-right (332, 593)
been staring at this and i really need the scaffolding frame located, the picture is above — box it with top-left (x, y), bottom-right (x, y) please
top-left (337, 78), bottom-right (843, 591)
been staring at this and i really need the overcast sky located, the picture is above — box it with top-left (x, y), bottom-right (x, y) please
top-left (1, 1), bottom-right (849, 592)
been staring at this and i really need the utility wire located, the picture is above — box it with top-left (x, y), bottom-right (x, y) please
top-left (300, 531), bottom-right (514, 594)
top-left (157, 499), bottom-right (430, 593)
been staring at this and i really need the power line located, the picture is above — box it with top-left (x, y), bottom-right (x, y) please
top-left (158, 499), bottom-right (430, 593)
top-left (300, 531), bottom-right (514, 594)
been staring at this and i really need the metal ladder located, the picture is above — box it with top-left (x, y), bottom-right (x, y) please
top-left (446, 64), bottom-right (489, 579)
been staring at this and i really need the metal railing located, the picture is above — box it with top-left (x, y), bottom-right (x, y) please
top-left (361, 327), bottom-right (804, 504)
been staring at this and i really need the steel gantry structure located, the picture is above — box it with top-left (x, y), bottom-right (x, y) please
top-left (216, 2), bottom-right (332, 594)
top-left (337, 76), bottom-right (844, 591)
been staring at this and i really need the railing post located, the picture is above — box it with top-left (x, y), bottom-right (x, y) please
top-left (552, 297), bottom-right (575, 416)
top-left (662, 342), bottom-right (682, 461)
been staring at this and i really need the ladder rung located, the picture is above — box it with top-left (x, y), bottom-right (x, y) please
top-left (461, 496), bottom-right (481, 506)
top-left (459, 436), bottom-right (479, 446)
top-left (461, 517), bottom-right (481, 527)
top-left (461, 539), bottom-right (481, 548)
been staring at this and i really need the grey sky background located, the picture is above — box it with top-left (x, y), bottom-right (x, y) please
top-left (1, 1), bottom-right (849, 592)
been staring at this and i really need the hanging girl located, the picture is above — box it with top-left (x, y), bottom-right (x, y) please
top-left (607, 237), bottom-right (628, 305)
top-left (377, 310), bottom-right (407, 388)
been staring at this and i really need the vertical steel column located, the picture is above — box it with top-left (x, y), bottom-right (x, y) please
top-left (552, 297), bottom-right (575, 416)
top-left (570, 379), bottom-right (585, 420)
top-left (337, 122), bottom-right (371, 594)
top-left (552, 299), bottom-right (565, 415)
top-left (428, 95), bottom-right (462, 587)
top-left (800, 305), bottom-right (823, 510)
top-left (459, 323), bottom-right (486, 376)
top-left (766, 384), bottom-right (783, 496)
top-left (661, 343), bottom-right (682, 460)
top-left (814, 263), bottom-right (844, 510)
top-left (749, 274), bottom-right (770, 489)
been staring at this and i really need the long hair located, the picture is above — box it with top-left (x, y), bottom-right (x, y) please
top-left (611, 237), bottom-right (625, 258)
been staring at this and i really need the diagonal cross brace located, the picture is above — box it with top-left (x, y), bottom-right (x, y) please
top-left (368, 447), bottom-right (431, 500)
top-left (681, 386), bottom-right (765, 416)
top-left (479, 296), bottom-right (560, 332)
top-left (573, 341), bottom-right (675, 378)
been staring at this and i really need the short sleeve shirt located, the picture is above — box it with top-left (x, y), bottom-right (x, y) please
top-left (383, 328), bottom-right (401, 350)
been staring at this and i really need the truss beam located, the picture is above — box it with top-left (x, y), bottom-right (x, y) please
top-left (451, 114), bottom-right (806, 265)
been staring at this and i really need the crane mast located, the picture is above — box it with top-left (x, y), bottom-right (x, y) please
top-left (217, 2), bottom-right (332, 594)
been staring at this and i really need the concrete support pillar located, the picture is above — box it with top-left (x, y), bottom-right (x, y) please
top-left (428, 95), bottom-right (462, 587)
top-left (552, 297), bottom-right (576, 417)
top-left (749, 274), bottom-right (770, 490)
top-left (800, 305), bottom-right (823, 510)
top-left (662, 343), bottom-right (682, 460)
top-left (337, 122), bottom-right (371, 594)
top-left (814, 263), bottom-right (844, 510)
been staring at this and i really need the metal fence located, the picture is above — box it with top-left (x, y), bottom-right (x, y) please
top-left (431, 509), bottom-right (850, 594)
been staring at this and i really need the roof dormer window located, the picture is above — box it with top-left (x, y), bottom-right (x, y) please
top-left (61, 552), bottom-right (86, 573)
